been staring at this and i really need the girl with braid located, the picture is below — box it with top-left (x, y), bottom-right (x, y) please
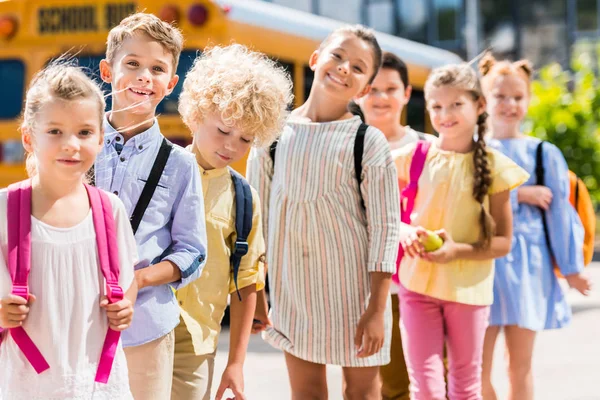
top-left (392, 63), bottom-right (529, 400)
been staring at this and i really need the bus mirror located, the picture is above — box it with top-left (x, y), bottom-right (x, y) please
top-left (159, 5), bottom-right (181, 25)
top-left (0, 16), bottom-right (18, 40)
top-left (188, 4), bottom-right (209, 27)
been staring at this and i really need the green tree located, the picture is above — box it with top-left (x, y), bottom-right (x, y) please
top-left (522, 50), bottom-right (600, 206)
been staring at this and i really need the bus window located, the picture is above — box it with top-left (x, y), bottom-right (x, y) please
top-left (304, 65), bottom-right (314, 101)
top-left (271, 59), bottom-right (294, 109)
top-left (406, 89), bottom-right (427, 133)
top-left (0, 60), bottom-right (25, 119)
top-left (157, 50), bottom-right (198, 115)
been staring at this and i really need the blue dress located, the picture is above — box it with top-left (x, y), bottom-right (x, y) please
top-left (490, 137), bottom-right (584, 330)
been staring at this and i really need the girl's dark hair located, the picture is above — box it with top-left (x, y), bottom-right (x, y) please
top-left (425, 64), bottom-right (495, 248)
top-left (320, 25), bottom-right (383, 83)
top-left (347, 100), bottom-right (365, 122)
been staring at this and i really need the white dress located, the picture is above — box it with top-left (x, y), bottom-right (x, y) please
top-left (0, 190), bottom-right (137, 400)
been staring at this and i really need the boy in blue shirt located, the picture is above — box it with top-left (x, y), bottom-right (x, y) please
top-left (96, 13), bottom-right (207, 399)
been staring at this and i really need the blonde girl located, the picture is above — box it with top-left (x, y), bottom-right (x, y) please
top-left (247, 25), bottom-right (400, 399)
top-left (0, 62), bottom-right (137, 399)
top-left (393, 63), bottom-right (529, 399)
top-left (479, 53), bottom-right (591, 400)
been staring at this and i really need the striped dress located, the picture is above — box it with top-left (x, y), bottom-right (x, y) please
top-left (247, 116), bottom-right (400, 367)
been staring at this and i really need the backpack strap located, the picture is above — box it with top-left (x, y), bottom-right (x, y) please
top-left (535, 141), bottom-right (555, 262)
top-left (5, 180), bottom-right (50, 374)
top-left (354, 123), bottom-right (368, 210)
top-left (400, 140), bottom-right (432, 224)
top-left (269, 140), bottom-right (278, 167)
top-left (85, 184), bottom-right (124, 384)
top-left (229, 169), bottom-right (253, 302)
top-left (416, 131), bottom-right (426, 140)
top-left (129, 138), bottom-right (173, 234)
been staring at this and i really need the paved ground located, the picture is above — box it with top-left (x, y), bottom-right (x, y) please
top-left (213, 265), bottom-right (600, 399)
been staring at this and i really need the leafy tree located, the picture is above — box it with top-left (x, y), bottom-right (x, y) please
top-left (522, 49), bottom-right (600, 206)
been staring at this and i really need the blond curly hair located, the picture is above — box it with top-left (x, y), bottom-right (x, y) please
top-left (178, 44), bottom-right (293, 147)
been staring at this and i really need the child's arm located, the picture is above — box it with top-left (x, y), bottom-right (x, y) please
top-left (355, 272), bottom-right (391, 358)
top-left (138, 162), bottom-right (207, 290)
top-left (252, 285), bottom-right (271, 334)
top-left (246, 147), bottom-right (273, 250)
top-left (215, 285), bottom-right (257, 400)
top-left (101, 279), bottom-right (138, 331)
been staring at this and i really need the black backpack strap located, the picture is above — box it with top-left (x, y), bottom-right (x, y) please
top-left (269, 140), bottom-right (278, 167)
top-left (416, 130), bottom-right (426, 140)
top-left (574, 177), bottom-right (581, 212)
top-left (129, 138), bottom-right (173, 234)
top-left (230, 168), bottom-right (253, 301)
top-left (354, 123), bottom-right (368, 211)
top-left (535, 141), bottom-right (555, 261)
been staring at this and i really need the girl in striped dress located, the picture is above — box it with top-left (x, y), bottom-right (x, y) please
top-left (479, 54), bottom-right (591, 400)
top-left (247, 25), bottom-right (400, 399)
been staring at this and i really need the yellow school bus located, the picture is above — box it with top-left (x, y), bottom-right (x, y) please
top-left (0, 0), bottom-right (461, 187)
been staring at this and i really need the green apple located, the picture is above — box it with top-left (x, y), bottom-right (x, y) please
top-left (422, 231), bottom-right (443, 252)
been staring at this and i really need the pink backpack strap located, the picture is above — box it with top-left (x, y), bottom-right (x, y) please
top-left (85, 184), bottom-right (123, 384)
top-left (393, 140), bottom-right (432, 284)
top-left (5, 180), bottom-right (50, 374)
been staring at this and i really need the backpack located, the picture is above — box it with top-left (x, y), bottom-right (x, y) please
top-left (1, 180), bottom-right (123, 384)
top-left (229, 168), bottom-right (253, 301)
top-left (270, 123), bottom-right (369, 209)
top-left (535, 141), bottom-right (595, 274)
top-left (392, 140), bottom-right (431, 285)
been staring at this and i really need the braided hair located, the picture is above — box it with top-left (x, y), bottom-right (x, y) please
top-left (425, 64), bottom-right (495, 248)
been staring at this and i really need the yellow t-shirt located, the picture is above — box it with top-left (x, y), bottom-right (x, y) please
top-left (392, 142), bottom-right (529, 305)
top-left (176, 163), bottom-right (266, 355)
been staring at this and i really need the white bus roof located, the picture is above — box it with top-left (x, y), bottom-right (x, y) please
top-left (217, 0), bottom-right (463, 68)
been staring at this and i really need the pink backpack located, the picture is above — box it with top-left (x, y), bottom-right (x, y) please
top-left (0, 179), bottom-right (123, 384)
top-left (392, 141), bottom-right (431, 285)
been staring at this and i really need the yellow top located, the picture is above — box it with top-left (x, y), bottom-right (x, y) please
top-left (392, 142), bottom-right (529, 305)
top-left (176, 162), bottom-right (266, 355)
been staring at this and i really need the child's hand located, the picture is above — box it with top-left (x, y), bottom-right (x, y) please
top-left (565, 272), bottom-right (592, 296)
top-left (355, 308), bottom-right (385, 358)
top-left (0, 294), bottom-right (36, 329)
top-left (215, 362), bottom-right (246, 400)
top-left (100, 296), bottom-right (134, 331)
top-left (400, 226), bottom-right (428, 258)
top-left (251, 290), bottom-right (271, 334)
top-left (518, 186), bottom-right (553, 210)
top-left (420, 230), bottom-right (457, 264)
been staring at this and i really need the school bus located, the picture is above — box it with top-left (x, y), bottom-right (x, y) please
top-left (0, 0), bottom-right (462, 187)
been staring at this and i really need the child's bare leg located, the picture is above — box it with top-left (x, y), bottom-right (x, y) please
top-left (284, 352), bottom-right (328, 400)
top-left (342, 366), bottom-right (381, 400)
top-left (504, 326), bottom-right (536, 400)
top-left (482, 325), bottom-right (501, 400)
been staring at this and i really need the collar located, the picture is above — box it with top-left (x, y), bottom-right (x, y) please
top-left (103, 114), bottom-right (162, 152)
top-left (185, 145), bottom-right (229, 179)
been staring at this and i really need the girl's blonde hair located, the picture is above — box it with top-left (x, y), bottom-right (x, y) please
top-left (425, 64), bottom-right (495, 248)
top-left (478, 52), bottom-right (533, 92)
top-left (21, 60), bottom-right (106, 177)
top-left (178, 44), bottom-right (293, 147)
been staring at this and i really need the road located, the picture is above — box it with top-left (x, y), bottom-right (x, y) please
top-left (213, 265), bottom-right (600, 399)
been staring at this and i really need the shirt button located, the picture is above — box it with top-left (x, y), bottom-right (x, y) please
top-left (120, 157), bottom-right (126, 162)
top-left (138, 145), bottom-right (143, 150)
top-left (116, 137), bottom-right (121, 142)
top-left (106, 139), bottom-right (110, 144)
top-left (113, 191), bottom-right (119, 195)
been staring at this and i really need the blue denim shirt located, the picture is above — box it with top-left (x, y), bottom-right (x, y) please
top-left (95, 117), bottom-right (207, 347)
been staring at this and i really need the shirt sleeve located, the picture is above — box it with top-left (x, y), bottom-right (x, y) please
top-left (362, 127), bottom-right (401, 273)
top-left (229, 188), bottom-right (266, 294)
top-left (488, 149), bottom-right (530, 194)
top-left (542, 143), bottom-right (585, 276)
top-left (163, 159), bottom-right (208, 290)
top-left (109, 193), bottom-right (138, 292)
top-left (246, 146), bottom-right (273, 253)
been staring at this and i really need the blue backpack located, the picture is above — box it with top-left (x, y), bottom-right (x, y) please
top-left (229, 168), bottom-right (253, 301)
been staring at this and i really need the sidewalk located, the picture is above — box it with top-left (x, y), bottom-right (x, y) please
top-left (213, 265), bottom-right (600, 399)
